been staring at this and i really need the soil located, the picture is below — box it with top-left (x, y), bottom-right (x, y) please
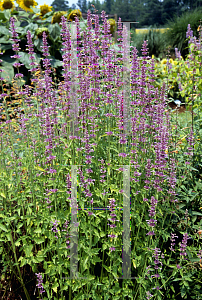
top-left (167, 102), bottom-right (193, 114)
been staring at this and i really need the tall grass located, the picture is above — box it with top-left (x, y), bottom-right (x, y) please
top-left (164, 8), bottom-right (202, 59)
top-left (130, 26), bottom-right (168, 58)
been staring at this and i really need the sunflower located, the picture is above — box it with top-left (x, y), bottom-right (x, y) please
top-left (35, 27), bottom-right (49, 38)
top-left (67, 9), bottom-right (82, 22)
top-left (169, 58), bottom-right (174, 64)
top-left (16, 0), bottom-right (38, 13)
top-left (107, 18), bottom-right (116, 34)
top-left (51, 10), bottom-right (68, 24)
top-left (36, 3), bottom-right (52, 19)
top-left (0, 0), bottom-right (15, 11)
top-left (161, 58), bottom-right (167, 65)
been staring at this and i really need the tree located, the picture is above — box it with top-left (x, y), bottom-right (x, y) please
top-left (82, 0), bottom-right (88, 12)
top-left (105, 0), bottom-right (112, 14)
top-left (161, 0), bottom-right (179, 23)
top-left (76, 0), bottom-right (88, 12)
top-left (50, 0), bottom-right (70, 12)
top-left (142, 0), bottom-right (163, 26)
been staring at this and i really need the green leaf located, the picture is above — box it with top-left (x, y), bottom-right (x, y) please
top-left (34, 165), bottom-right (46, 172)
top-left (0, 192), bottom-right (6, 198)
top-left (189, 258), bottom-right (200, 263)
top-left (171, 285), bottom-right (175, 293)
top-left (5, 232), bottom-right (11, 241)
top-left (0, 61), bottom-right (14, 84)
top-left (183, 281), bottom-right (189, 287)
top-left (18, 51), bottom-right (41, 70)
top-left (15, 240), bottom-right (21, 247)
top-left (18, 256), bottom-right (27, 267)
top-left (178, 203), bottom-right (186, 209)
top-left (52, 281), bottom-right (59, 293)
top-left (82, 256), bottom-right (88, 270)
top-left (100, 231), bottom-right (105, 237)
top-left (33, 37), bottom-right (41, 49)
top-left (92, 257), bottom-right (102, 264)
top-left (89, 248), bottom-right (100, 256)
top-left (103, 264), bottom-right (111, 273)
top-left (172, 277), bottom-right (182, 282)
top-left (35, 237), bottom-right (45, 244)
top-left (0, 25), bottom-right (10, 36)
top-left (24, 244), bottom-right (33, 257)
top-left (181, 287), bottom-right (186, 298)
top-left (186, 249), bottom-right (192, 259)
top-left (49, 56), bottom-right (63, 68)
top-left (0, 224), bottom-right (8, 232)
top-left (48, 23), bottom-right (61, 42)
top-left (34, 228), bottom-right (42, 234)
top-left (35, 255), bottom-right (45, 263)
top-left (102, 244), bottom-right (108, 251)
top-left (192, 211), bottom-right (202, 216)
top-left (18, 22), bottom-right (38, 35)
top-left (0, 10), bottom-right (11, 22)
top-left (27, 206), bottom-right (32, 215)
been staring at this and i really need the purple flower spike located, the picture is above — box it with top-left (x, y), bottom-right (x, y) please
top-left (108, 198), bottom-right (119, 252)
top-left (9, 17), bottom-right (24, 77)
top-left (170, 233), bottom-right (178, 251)
top-left (26, 30), bottom-right (39, 73)
top-left (186, 24), bottom-right (193, 39)
top-left (35, 273), bottom-right (45, 295)
top-left (180, 233), bottom-right (189, 257)
top-left (62, 220), bottom-right (71, 253)
top-left (51, 219), bottom-right (60, 239)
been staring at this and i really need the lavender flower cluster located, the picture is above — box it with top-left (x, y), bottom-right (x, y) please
top-left (107, 198), bottom-right (119, 252)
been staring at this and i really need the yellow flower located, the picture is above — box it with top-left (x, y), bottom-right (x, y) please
top-left (0, 0), bottom-right (15, 11)
top-left (161, 58), bottom-right (167, 65)
top-left (51, 10), bottom-right (68, 24)
top-left (36, 3), bottom-right (52, 19)
top-left (107, 18), bottom-right (116, 34)
top-left (169, 58), bottom-right (173, 64)
top-left (136, 29), bottom-right (149, 34)
top-left (198, 230), bottom-right (202, 237)
top-left (35, 27), bottom-right (49, 38)
top-left (16, 0), bottom-right (38, 13)
top-left (158, 28), bottom-right (169, 33)
top-left (67, 9), bottom-right (82, 22)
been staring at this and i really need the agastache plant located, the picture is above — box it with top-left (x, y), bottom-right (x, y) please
top-left (180, 232), bottom-right (189, 258)
top-left (0, 8), bottom-right (201, 300)
top-left (62, 220), bottom-right (71, 258)
top-left (107, 198), bottom-right (119, 252)
top-left (170, 233), bottom-right (178, 252)
top-left (9, 17), bottom-right (24, 79)
top-left (35, 273), bottom-right (45, 299)
top-left (51, 219), bottom-right (60, 239)
top-left (146, 196), bottom-right (158, 236)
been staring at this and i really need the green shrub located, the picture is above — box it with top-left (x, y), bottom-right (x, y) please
top-left (164, 8), bottom-right (202, 59)
top-left (130, 26), bottom-right (167, 58)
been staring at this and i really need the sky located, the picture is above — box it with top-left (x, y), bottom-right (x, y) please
top-left (35, 0), bottom-right (104, 9)
top-left (35, 0), bottom-right (82, 9)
